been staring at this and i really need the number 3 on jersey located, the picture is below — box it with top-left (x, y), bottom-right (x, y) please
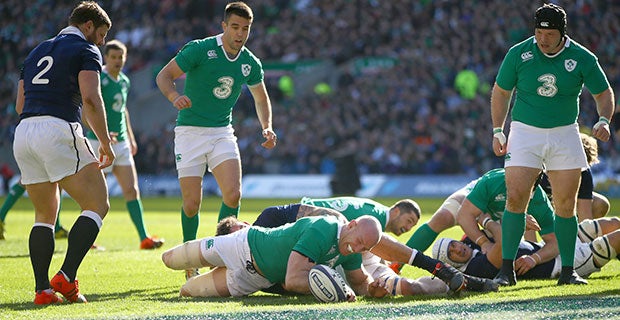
top-left (213, 76), bottom-right (233, 99)
top-left (537, 73), bottom-right (558, 97)
top-left (32, 56), bottom-right (54, 84)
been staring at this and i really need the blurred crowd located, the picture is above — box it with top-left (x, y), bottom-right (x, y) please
top-left (1, 0), bottom-right (620, 177)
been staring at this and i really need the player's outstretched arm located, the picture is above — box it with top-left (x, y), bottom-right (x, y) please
top-left (283, 251), bottom-right (314, 294)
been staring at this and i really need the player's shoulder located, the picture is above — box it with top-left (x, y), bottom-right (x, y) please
top-left (479, 168), bottom-right (505, 182)
top-left (565, 37), bottom-right (598, 61)
top-left (506, 36), bottom-right (536, 56)
top-left (181, 36), bottom-right (218, 53)
top-left (119, 71), bottom-right (130, 84)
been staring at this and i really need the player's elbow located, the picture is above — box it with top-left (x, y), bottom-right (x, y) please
top-left (283, 274), bottom-right (310, 294)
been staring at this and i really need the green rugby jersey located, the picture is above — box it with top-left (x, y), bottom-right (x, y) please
top-left (300, 197), bottom-right (389, 231)
top-left (174, 34), bottom-right (263, 127)
top-left (496, 36), bottom-right (609, 128)
top-left (466, 168), bottom-right (555, 235)
top-left (248, 216), bottom-right (362, 284)
top-left (86, 70), bottom-right (130, 141)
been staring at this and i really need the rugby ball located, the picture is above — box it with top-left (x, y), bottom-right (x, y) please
top-left (308, 264), bottom-right (352, 303)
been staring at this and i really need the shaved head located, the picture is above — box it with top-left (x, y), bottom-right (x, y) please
top-left (356, 216), bottom-right (382, 249)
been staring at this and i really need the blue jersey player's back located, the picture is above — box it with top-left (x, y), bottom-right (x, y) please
top-left (21, 31), bottom-right (102, 123)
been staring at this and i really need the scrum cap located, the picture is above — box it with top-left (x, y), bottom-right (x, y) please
top-left (535, 3), bottom-right (567, 36)
top-left (432, 238), bottom-right (466, 268)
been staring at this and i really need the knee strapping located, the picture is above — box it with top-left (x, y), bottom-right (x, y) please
top-left (180, 272), bottom-right (227, 297)
top-left (578, 219), bottom-right (602, 242)
top-left (590, 235), bottom-right (617, 267)
top-left (162, 240), bottom-right (205, 270)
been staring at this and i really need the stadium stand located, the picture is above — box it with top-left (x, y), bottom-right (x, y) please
top-left (1, 1), bottom-right (619, 176)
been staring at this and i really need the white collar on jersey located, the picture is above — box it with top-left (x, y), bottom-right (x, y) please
top-left (533, 35), bottom-right (571, 58)
top-left (58, 26), bottom-right (87, 41)
top-left (216, 33), bottom-right (241, 61)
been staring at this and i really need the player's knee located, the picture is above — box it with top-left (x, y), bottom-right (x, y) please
top-left (578, 219), bottom-right (602, 242)
top-left (592, 195), bottom-right (610, 219)
top-left (122, 187), bottom-right (139, 200)
top-left (183, 201), bottom-right (201, 216)
top-left (222, 189), bottom-right (241, 205)
top-left (180, 273), bottom-right (228, 297)
top-left (161, 240), bottom-right (204, 270)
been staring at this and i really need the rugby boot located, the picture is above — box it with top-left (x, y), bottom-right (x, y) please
top-left (431, 262), bottom-right (466, 294)
top-left (50, 272), bottom-right (87, 303)
top-left (34, 289), bottom-right (64, 305)
top-left (140, 236), bottom-right (165, 250)
top-left (463, 274), bottom-right (499, 292)
top-left (493, 268), bottom-right (517, 286)
top-left (557, 270), bottom-right (588, 285)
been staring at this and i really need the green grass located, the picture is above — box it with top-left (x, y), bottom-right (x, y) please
top-left (1, 196), bottom-right (620, 319)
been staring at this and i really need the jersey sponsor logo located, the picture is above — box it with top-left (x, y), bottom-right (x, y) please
top-left (241, 64), bottom-right (251, 77)
top-left (102, 77), bottom-right (109, 86)
top-left (213, 76), bottom-right (234, 99)
top-left (207, 50), bottom-right (217, 59)
top-left (504, 152), bottom-right (511, 162)
top-left (521, 51), bottom-right (533, 62)
top-left (206, 239), bottom-right (214, 249)
top-left (565, 59), bottom-right (577, 72)
top-left (176, 153), bottom-right (182, 162)
top-left (494, 194), bottom-right (505, 202)
top-left (245, 260), bottom-right (257, 274)
top-left (537, 73), bottom-right (558, 97)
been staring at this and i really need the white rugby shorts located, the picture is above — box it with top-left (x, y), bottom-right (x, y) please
top-left (13, 116), bottom-right (98, 184)
top-left (174, 125), bottom-right (240, 178)
top-left (199, 228), bottom-right (273, 296)
top-left (89, 138), bottom-right (134, 174)
top-left (550, 239), bottom-right (600, 278)
top-left (505, 121), bottom-right (587, 170)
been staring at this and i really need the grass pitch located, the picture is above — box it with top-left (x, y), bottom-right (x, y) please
top-left (1, 196), bottom-right (620, 319)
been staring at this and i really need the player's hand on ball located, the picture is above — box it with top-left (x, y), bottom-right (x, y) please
top-left (261, 128), bottom-right (277, 149)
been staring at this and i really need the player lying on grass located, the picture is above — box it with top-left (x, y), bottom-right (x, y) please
top-left (432, 215), bottom-right (620, 280)
top-left (162, 214), bottom-right (496, 299)
top-left (246, 202), bottom-right (497, 295)
top-left (393, 168), bottom-right (558, 276)
top-left (297, 197), bottom-right (421, 236)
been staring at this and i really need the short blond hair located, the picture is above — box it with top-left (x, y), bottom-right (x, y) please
top-left (580, 133), bottom-right (599, 165)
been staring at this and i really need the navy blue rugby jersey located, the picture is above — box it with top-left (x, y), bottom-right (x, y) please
top-left (20, 30), bottom-right (102, 123)
top-left (463, 238), bottom-right (555, 279)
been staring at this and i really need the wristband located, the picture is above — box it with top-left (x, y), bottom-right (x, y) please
top-left (493, 127), bottom-right (503, 134)
top-left (533, 253), bottom-right (542, 263)
top-left (172, 95), bottom-right (183, 104)
top-left (482, 217), bottom-right (493, 229)
top-left (474, 235), bottom-right (486, 246)
top-left (493, 131), bottom-right (507, 145)
top-left (526, 255), bottom-right (537, 265)
top-left (594, 116), bottom-right (610, 130)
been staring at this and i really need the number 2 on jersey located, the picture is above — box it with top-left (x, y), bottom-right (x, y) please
top-left (32, 56), bottom-right (54, 85)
